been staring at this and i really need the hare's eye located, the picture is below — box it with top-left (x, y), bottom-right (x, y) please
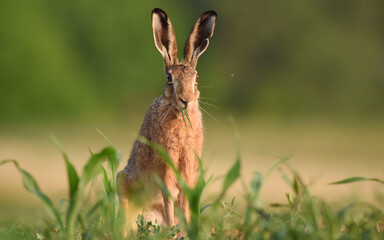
top-left (196, 74), bottom-right (199, 83)
top-left (166, 73), bottom-right (173, 85)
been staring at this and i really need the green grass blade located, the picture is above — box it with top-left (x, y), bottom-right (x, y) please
top-left (330, 176), bottom-right (368, 184)
top-left (0, 160), bottom-right (64, 231)
top-left (95, 130), bottom-right (120, 193)
top-left (153, 174), bottom-right (172, 199)
top-left (247, 171), bottom-right (263, 209)
top-left (88, 147), bottom-right (94, 156)
top-left (137, 136), bottom-right (205, 235)
top-left (81, 147), bottom-right (116, 184)
top-left (330, 176), bottom-right (384, 185)
top-left (101, 166), bottom-right (110, 194)
top-left (137, 136), bottom-right (177, 174)
top-left (64, 158), bottom-right (79, 200)
top-left (264, 154), bottom-right (293, 181)
top-left (66, 147), bottom-right (117, 240)
top-left (96, 128), bottom-right (113, 146)
top-left (137, 136), bottom-right (191, 196)
top-left (50, 134), bottom-right (79, 200)
top-left (223, 157), bottom-right (241, 191)
top-left (200, 203), bottom-right (212, 213)
top-left (86, 199), bottom-right (104, 218)
top-left (181, 108), bottom-right (188, 130)
top-left (212, 117), bottom-right (242, 203)
top-left (216, 157), bottom-right (241, 203)
top-left (184, 108), bottom-right (193, 130)
top-left (250, 171), bottom-right (262, 195)
top-left (107, 149), bottom-right (120, 190)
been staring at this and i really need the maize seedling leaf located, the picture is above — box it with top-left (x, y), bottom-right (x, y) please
top-left (0, 160), bottom-right (64, 231)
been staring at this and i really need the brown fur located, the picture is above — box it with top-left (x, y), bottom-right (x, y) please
top-left (117, 8), bottom-right (216, 232)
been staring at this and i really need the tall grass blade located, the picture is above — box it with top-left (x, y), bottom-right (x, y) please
top-left (181, 108), bottom-right (188, 129)
top-left (264, 154), bottom-right (292, 181)
top-left (0, 160), bottom-right (64, 231)
top-left (66, 147), bottom-right (117, 240)
top-left (97, 129), bottom-right (119, 181)
top-left (153, 174), bottom-right (172, 199)
top-left (81, 147), bottom-right (116, 184)
top-left (86, 199), bottom-right (104, 218)
top-left (96, 128), bottom-right (113, 146)
top-left (137, 136), bottom-right (190, 194)
top-left (101, 166), bottom-right (110, 193)
top-left (64, 159), bottom-right (79, 200)
top-left (138, 136), bottom-right (211, 239)
top-left (216, 157), bottom-right (241, 203)
top-left (330, 176), bottom-right (384, 185)
top-left (184, 108), bottom-right (193, 130)
top-left (50, 134), bottom-right (79, 200)
top-left (200, 204), bottom-right (212, 213)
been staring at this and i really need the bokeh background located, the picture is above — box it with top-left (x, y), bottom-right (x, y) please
top-left (1, 0), bottom-right (383, 221)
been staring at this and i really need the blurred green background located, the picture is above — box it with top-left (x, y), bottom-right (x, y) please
top-left (1, 0), bottom-right (384, 124)
top-left (1, 0), bottom-right (384, 217)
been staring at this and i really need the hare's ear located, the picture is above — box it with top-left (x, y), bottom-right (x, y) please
top-left (152, 8), bottom-right (178, 66)
top-left (183, 11), bottom-right (217, 68)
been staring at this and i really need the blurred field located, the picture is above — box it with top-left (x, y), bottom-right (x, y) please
top-left (1, 118), bottom-right (383, 219)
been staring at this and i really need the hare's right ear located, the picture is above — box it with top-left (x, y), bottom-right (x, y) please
top-left (152, 8), bottom-right (178, 66)
top-left (183, 11), bottom-right (217, 68)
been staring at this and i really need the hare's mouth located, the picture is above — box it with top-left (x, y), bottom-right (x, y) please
top-left (173, 97), bottom-right (194, 111)
top-left (173, 102), bottom-right (192, 112)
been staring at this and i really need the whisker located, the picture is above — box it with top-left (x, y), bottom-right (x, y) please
top-left (199, 96), bottom-right (218, 102)
top-left (159, 106), bottom-right (168, 122)
top-left (160, 105), bottom-right (173, 126)
top-left (164, 106), bottom-right (173, 123)
top-left (199, 106), bottom-right (221, 125)
top-left (160, 109), bottom-right (171, 126)
top-left (199, 100), bottom-right (220, 109)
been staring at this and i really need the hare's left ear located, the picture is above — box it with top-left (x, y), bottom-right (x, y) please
top-left (183, 11), bottom-right (217, 68)
top-left (152, 8), bottom-right (178, 66)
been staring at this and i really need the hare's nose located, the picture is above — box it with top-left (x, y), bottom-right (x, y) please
top-left (179, 98), bottom-right (189, 108)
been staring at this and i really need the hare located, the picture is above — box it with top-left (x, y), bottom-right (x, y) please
top-left (116, 8), bottom-right (217, 231)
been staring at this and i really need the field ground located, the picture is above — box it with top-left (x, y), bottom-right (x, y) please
top-left (1, 118), bottom-right (384, 221)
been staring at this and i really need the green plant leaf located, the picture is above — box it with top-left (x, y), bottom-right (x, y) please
top-left (87, 199), bottom-right (104, 218)
top-left (250, 171), bottom-right (262, 194)
top-left (269, 203), bottom-right (289, 208)
top-left (138, 136), bottom-right (210, 236)
top-left (330, 177), bottom-right (384, 185)
top-left (200, 203), bottom-right (212, 213)
top-left (81, 147), bottom-right (116, 185)
top-left (64, 158), bottom-right (79, 200)
top-left (264, 154), bottom-right (292, 181)
top-left (101, 166), bottom-right (110, 194)
top-left (96, 128), bottom-right (113, 146)
top-left (107, 150), bottom-right (120, 188)
top-left (0, 160), bottom-right (64, 231)
top-left (137, 136), bottom-right (191, 195)
top-left (96, 129), bottom-right (120, 194)
top-left (50, 134), bottom-right (79, 200)
top-left (181, 108), bottom-right (188, 130)
top-left (66, 146), bottom-right (117, 240)
top-left (183, 108), bottom-right (193, 130)
top-left (153, 174), bottom-right (172, 199)
top-left (248, 171), bottom-right (263, 208)
top-left (217, 157), bottom-right (241, 202)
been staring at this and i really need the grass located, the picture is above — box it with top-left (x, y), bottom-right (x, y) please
top-left (0, 130), bottom-right (383, 240)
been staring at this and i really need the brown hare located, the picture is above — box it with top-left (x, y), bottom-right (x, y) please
top-left (116, 8), bottom-right (217, 231)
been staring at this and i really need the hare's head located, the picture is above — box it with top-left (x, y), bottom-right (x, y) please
top-left (152, 8), bottom-right (217, 110)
